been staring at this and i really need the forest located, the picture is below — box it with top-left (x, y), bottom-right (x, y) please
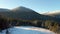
top-left (0, 15), bottom-right (60, 34)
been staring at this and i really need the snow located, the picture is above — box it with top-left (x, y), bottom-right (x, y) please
top-left (0, 26), bottom-right (56, 34)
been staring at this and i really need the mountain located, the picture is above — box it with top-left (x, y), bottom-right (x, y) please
top-left (0, 6), bottom-right (42, 20)
top-left (0, 6), bottom-right (59, 21)
top-left (11, 6), bottom-right (43, 20)
top-left (10, 6), bottom-right (60, 21)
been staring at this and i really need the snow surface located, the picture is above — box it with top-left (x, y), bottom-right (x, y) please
top-left (0, 26), bottom-right (56, 34)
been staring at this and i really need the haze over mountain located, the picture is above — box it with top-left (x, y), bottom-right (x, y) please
top-left (43, 10), bottom-right (60, 18)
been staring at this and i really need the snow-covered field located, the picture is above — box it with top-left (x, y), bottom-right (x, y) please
top-left (0, 26), bottom-right (56, 34)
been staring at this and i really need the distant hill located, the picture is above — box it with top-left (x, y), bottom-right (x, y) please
top-left (0, 8), bottom-right (10, 12)
top-left (43, 10), bottom-right (60, 18)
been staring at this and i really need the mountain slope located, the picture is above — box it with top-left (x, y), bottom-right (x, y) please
top-left (11, 6), bottom-right (45, 20)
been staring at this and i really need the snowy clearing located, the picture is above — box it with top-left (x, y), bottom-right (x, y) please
top-left (0, 26), bottom-right (56, 34)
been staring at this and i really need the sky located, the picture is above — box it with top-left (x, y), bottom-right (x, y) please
top-left (0, 0), bottom-right (60, 14)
